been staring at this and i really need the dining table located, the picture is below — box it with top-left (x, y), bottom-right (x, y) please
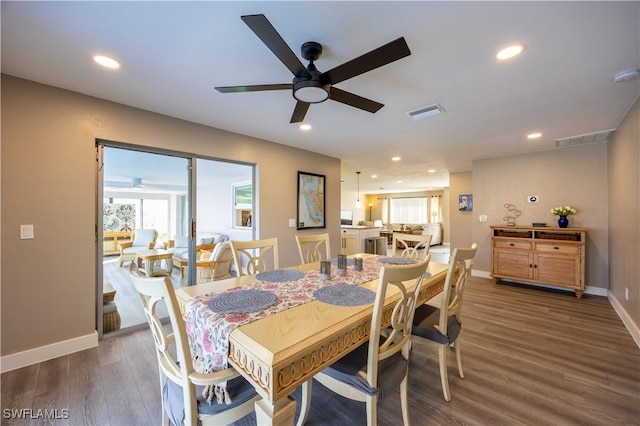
top-left (175, 253), bottom-right (449, 426)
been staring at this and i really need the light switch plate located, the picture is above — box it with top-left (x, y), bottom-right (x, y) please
top-left (479, 214), bottom-right (488, 222)
top-left (289, 219), bottom-right (296, 228)
top-left (20, 224), bottom-right (34, 239)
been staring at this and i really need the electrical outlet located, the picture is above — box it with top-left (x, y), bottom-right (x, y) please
top-left (625, 287), bottom-right (629, 301)
top-left (527, 195), bottom-right (539, 203)
top-left (479, 214), bottom-right (488, 222)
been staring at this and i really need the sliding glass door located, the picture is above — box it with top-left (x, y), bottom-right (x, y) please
top-left (97, 143), bottom-right (255, 336)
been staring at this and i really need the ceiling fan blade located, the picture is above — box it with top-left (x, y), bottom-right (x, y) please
top-left (321, 37), bottom-right (411, 85)
top-left (329, 87), bottom-right (383, 113)
top-left (290, 101), bottom-right (310, 123)
top-left (241, 14), bottom-right (310, 78)
top-left (215, 84), bottom-right (292, 93)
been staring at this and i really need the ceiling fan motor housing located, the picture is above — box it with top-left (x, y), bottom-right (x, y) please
top-left (301, 41), bottom-right (322, 62)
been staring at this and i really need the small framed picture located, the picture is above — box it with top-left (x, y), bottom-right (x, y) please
top-left (459, 194), bottom-right (473, 211)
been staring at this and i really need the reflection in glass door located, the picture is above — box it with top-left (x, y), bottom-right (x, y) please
top-left (191, 159), bottom-right (253, 284)
top-left (100, 146), bottom-right (189, 335)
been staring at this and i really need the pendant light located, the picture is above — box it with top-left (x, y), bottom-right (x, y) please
top-left (355, 171), bottom-right (361, 208)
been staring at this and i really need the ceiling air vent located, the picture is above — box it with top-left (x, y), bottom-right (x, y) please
top-left (407, 103), bottom-right (444, 120)
top-left (555, 129), bottom-right (615, 148)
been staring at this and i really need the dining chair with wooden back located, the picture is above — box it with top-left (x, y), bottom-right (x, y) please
top-left (410, 242), bottom-right (478, 402)
top-left (230, 237), bottom-right (279, 276)
top-left (298, 256), bottom-right (431, 426)
top-left (392, 232), bottom-right (432, 261)
top-left (295, 233), bottom-right (331, 264)
top-left (128, 263), bottom-right (260, 425)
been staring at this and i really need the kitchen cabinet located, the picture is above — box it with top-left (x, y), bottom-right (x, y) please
top-left (491, 225), bottom-right (587, 298)
top-left (340, 226), bottom-right (380, 255)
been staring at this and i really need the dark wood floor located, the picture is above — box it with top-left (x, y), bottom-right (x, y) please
top-left (2, 277), bottom-right (639, 425)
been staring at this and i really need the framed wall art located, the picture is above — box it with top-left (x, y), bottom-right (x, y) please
top-left (459, 194), bottom-right (473, 211)
top-left (297, 171), bottom-right (326, 229)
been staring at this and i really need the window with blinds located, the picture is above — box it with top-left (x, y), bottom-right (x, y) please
top-left (390, 197), bottom-right (427, 224)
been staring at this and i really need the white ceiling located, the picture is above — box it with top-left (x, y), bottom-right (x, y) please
top-left (2, 1), bottom-right (638, 194)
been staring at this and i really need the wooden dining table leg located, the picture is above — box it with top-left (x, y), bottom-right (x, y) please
top-left (255, 396), bottom-right (296, 426)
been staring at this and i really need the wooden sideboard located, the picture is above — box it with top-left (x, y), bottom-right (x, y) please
top-left (103, 231), bottom-right (133, 255)
top-left (490, 225), bottom-right (587, 298)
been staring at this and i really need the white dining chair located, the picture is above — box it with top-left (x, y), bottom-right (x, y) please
top-left (392, 232), bottom-right (432, 261)
top-left (128, 262), bottom-right (260, 425)
top-left (230, 237), bottom-right (279, 276)
top-left (295, 233), bottom-right (331, 264)
top-left (411, 243), bottom-right (478, 402)
top-left (298, 256), bottom-right (431, 426)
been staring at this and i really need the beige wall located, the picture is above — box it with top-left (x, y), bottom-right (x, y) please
top-left (1, 75), bottom-right (341, 356)
top-left (607, 97), bottom-right (639, 327)
top-left (470, 143), bottom-right (609, 289)
top-left (449, 172), bottom-right (473, 250)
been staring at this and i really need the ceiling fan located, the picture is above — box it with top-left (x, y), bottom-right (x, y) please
top-left (215, 14), bottom-right (411, 123)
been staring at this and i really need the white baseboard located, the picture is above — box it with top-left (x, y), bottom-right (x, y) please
top-left (0, 332), bottom-right (98, 373)
top-left (472, 269), bottom-right (492, 279)
top-left (585, 286), bottom-right (608, 297)
top-left (609, 294), bottom-right (640, 348)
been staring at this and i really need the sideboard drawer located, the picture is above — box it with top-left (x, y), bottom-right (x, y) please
top-left (535, 242), bottom-right (580, 254)
top-left (494, 240), bottom-right (532, 250)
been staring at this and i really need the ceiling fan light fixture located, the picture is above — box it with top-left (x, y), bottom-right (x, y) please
top-left (293, 80), bottom-right (330, 103)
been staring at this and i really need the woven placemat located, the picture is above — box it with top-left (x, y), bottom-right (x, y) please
top-left (256, 269), bottom-right (305, 282)
top-left (208, 289), bottom-right (279, 314)
top-left (378, 257), bottom-right (418, 265)
top-left (314, 284), bottom-right (376, 307)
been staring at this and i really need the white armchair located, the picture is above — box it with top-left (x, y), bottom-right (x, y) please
top-left (118, 228), bottom-right (158, 266)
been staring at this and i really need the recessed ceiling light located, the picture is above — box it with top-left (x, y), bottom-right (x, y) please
top-left (391, 156), bottom-right (401, 161)
top-left (371, 175), bottom-right (378, 178)
top-left (397, 180), bottom-right (403, 184)
top-left (428, 169), bottom-right (436, 173)
top-left (299, 124), bottom-right (312, 131)
top-left (93, 55), bottom-right (121, 69)
top-left (496, 44), bottom-right (525, 60)
top-left (527, 132), bottom-right (542, 139)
